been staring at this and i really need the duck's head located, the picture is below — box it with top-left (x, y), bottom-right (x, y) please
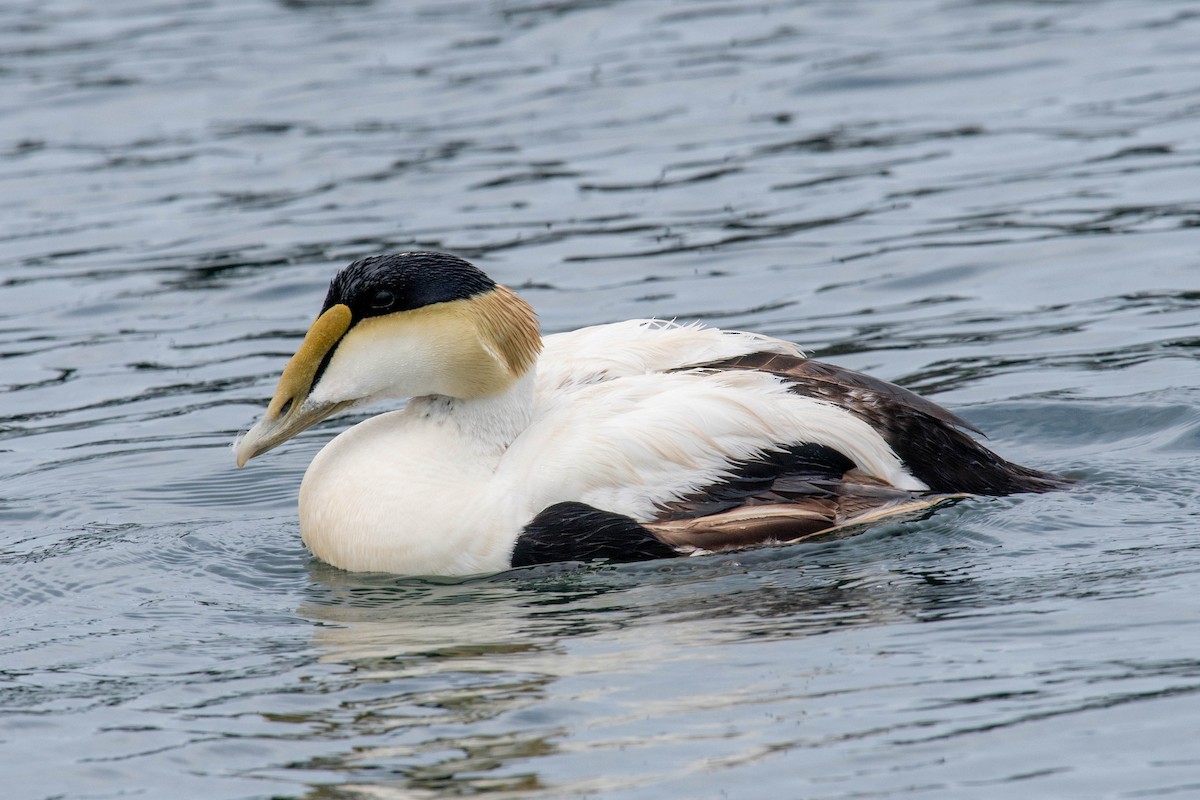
top-left (235, 251), bottom-right (541, 467)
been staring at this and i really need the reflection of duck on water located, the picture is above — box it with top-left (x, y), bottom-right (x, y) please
top-left (236, 252), bottom-right (1068, 576)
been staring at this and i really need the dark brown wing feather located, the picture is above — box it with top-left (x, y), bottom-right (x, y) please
top-left (683, 352), bottom-right (1070, 496)
top-left (698, 351), bottom-right (984, 434)
top-left (649, 483), bottom-right (963, 554)
top-left (630, 351), bottom-right (1071, 555)
top-left (641, 442), bottom-right (959, 554)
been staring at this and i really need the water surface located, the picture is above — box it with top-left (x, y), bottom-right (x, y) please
top-left (2, 1), bottom-right (1200, 798)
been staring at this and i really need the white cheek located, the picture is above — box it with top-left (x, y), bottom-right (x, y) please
top-left (310, 324), bottom-right (443, 405)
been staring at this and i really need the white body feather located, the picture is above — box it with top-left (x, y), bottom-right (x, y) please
top-left (298, 321), bottom-right (924, 576)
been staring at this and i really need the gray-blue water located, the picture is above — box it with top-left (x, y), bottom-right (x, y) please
top-left (3, 1), bottom-right (1199, 797)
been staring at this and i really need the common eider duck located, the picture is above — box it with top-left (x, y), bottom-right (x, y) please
top-left (235, 251), bottom-right (1068, 576)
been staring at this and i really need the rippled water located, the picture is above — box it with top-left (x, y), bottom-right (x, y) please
top-left (3, 0), bottom-right (1200, 797)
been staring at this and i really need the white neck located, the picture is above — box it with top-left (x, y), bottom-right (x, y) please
top-left (406, 367), bottom-right (537, 457)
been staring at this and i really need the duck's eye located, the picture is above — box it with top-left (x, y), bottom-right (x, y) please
top-left (370, 289), bottom-right (396, 311)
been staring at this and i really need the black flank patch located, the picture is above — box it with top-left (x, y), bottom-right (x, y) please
top-left (512, 502), bottom-right (680, 567)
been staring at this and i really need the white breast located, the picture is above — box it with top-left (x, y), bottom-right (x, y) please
top-left (299, 410), bottom-right (524, 575)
